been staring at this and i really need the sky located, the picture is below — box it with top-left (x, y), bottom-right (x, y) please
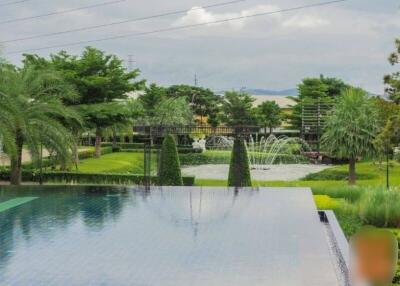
top-left (0, 0), bottom-right (399, 94)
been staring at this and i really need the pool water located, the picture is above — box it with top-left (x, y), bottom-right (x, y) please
top-left (0, 186), bottom-right (340, 286)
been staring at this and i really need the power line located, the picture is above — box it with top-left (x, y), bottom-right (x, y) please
top-left (6, 0), bottom-right (349, 55)
top-left (0, 0), bottom-right (31, 7)
top-left (0, 0), bottom-right (246, 44)
top-left (0, 0), bottom-right (129, 25)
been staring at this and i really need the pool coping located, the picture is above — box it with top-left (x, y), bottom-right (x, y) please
top-left (319, 210), bottom-right (350, 286)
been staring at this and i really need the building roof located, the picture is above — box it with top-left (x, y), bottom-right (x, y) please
top-left (251, 95), bottom-right (296, 108)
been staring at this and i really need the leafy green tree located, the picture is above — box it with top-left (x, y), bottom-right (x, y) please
top-left (221, 91), bottom-right (257, 126)
top-left (138, 84), bottom-right (194, 124)
top-left (374, 115), bottom-right (400, 156)
top-left (290, 76), bottom-right (349, 129)
top-left (166, 85), bottom-right (221, 124)
top-left (228, 138), bottom-right (252, 187)
top-left (139, 83), bottom-right (166, 118)
top-left (24, 47), bottom-right (145, 157)
top-left (158, 135), bottom-right (183, 186)
top-left (0, 64), bottom-right (81, 185)
top-left (322, 88), bottom-right (380, 185)
top-left (384, 38), bottom-right (400, 103)
top-left (257, 101), bottom-right (282, 134)
top-left (78, 102), bottom-right (131, 157)
top-left (373, 97), bottom-right (400, 160)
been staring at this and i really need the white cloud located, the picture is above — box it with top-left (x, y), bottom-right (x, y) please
top-left (174, 5), bottom-right (330, 33)
top-left (174, 5), bottom-right (280, 29)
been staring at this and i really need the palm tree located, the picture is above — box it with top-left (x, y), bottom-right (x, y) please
top-left (0, 64), bottom-right (81, 185)
top-left (321, 88), bottom-right (379, 185)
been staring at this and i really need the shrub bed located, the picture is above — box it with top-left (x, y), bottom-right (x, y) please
top-left (312, 186), bottom-right (363, 203)
top-left (302, 169), bottom-right (376, 181)
top-left (0, 169), bottom-right (195, 186)
top-left (77, 147), bottom-right (113, 160)
top-left (180, 152), bottom-right (307, 166)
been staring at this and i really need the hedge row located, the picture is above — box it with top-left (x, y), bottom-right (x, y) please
top-left (77, 147), bottom-right (113, 160)
top-left (0, 170), bottom-right (195, 186)
top-left (101, 142), bottom-right (197, 151)
top-left (112, 147), bottom-right (201, 154)
top-left (179, 153), bottom-right (307, 166)
top-left (302, 169), bottom-right (377, 181)
top-left (101, 142), bottom-right (145, 149)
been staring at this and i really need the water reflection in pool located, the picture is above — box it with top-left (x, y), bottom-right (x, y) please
top-left (0, 186), bottom-right (339, 286)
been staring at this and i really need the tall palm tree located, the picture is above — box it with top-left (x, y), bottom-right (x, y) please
top-left (322, 88), bottom-right (379, 185)
top-left (0, 64), bottom-right (81, 185)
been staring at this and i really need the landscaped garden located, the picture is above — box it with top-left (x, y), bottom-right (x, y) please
top-left (0, 36), bottom-right (399, 285)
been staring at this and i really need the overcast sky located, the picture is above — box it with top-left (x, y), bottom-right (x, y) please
top-left (0, 0), bottom-right (399, 93)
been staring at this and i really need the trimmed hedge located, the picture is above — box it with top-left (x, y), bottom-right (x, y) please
top-left (100, 142), bottom-right (201, 153)
top-left (302, 169), bottom-right (377, 181)
top-left (228, 138), bottom-right (252, 187)
top-left (78, 147), bottom-right (113, 160)
top-left (179, 152), bottom-right (307, 166)
top-left (0, 169), bottom-right (195, 186)
top-left (158, 135), bottom-right (183, 186)
top-left (101, 142), bottom-right (145, 149)
top-left (109, 148), bottom-right (201, 154)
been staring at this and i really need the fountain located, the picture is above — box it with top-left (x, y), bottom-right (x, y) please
top-left (246, 135), bottom-right (311, 170)
top-left (182, 134), bottom-right (329, 181)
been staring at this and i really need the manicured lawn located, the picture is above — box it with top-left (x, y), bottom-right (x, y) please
top-left (76, 152), bottom-right (156, 174)
top-left (195, 161), bottom-right (400, 188)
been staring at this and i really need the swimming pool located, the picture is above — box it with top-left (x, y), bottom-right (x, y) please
top-left (0, 186), bottom-right (344, 285)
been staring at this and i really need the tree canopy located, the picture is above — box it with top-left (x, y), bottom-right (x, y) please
top-left (165, 84), bottom-right (221, 125)
top-left (137, 84), bottom-right (193, 126)
top-left (221, 91), bottom-right (257, 126)
top-left (256, 101), bottom-right (282, 134)
top-left (23, 47), bottom-right (146, 158)
top-left (23, 47), bottom-right (145, 105)
top-left (290, 75), bottom-right (349, 129)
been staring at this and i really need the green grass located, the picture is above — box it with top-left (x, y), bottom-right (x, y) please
top-left (195, 161), bottom-right (400, 188)
top-left (76, 152), bottom-right (156, 174)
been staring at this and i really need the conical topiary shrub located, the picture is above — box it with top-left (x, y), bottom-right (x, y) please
top-left (158, 134), bottom-right (183, 186)
top-left (228, 138), bottom-right (252, 187)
